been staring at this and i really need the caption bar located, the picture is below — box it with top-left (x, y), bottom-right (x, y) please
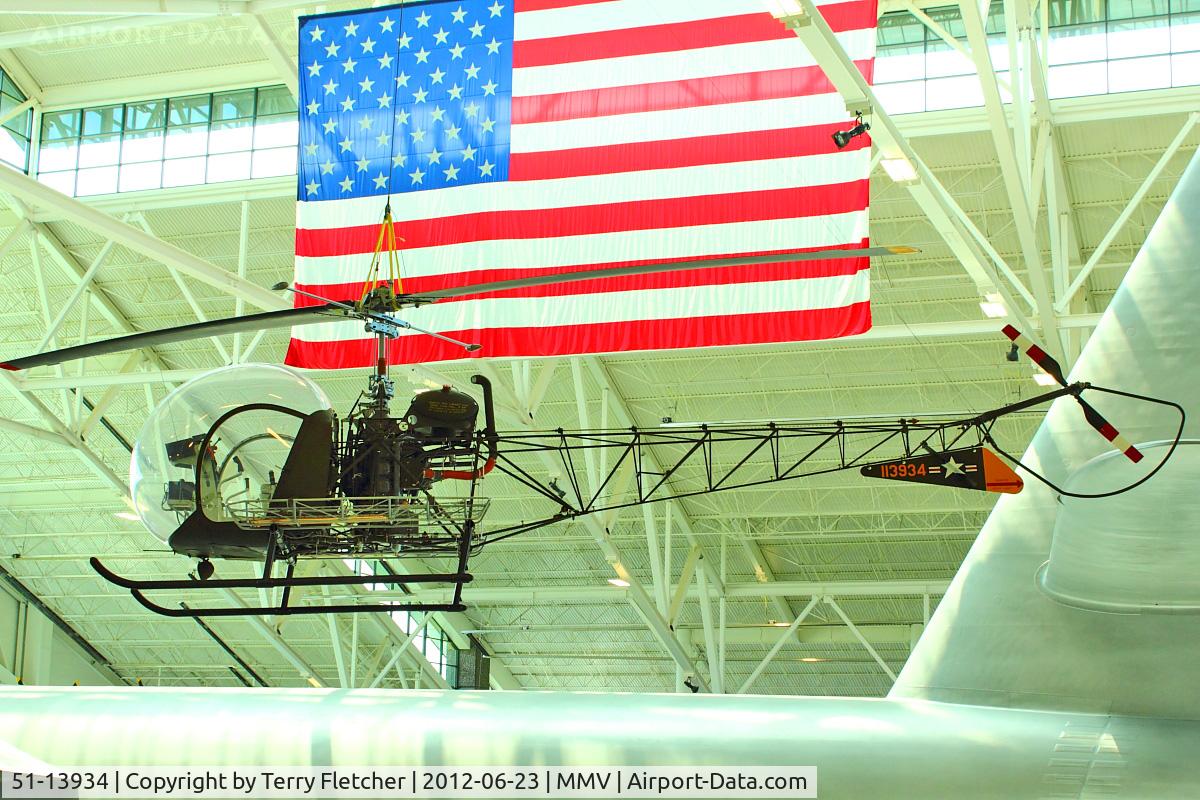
top-left (2, 767), bottom-right (817, 799)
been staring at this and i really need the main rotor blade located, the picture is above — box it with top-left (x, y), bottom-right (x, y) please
top-left (1, 304), bottom-right (347, 371)
top-left (402, 245), bottom-right (917, 303)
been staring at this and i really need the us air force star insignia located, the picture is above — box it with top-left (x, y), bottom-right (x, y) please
top-left (942, 457), bottom-right (965, 478)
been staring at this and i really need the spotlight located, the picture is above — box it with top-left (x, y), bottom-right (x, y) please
top-left (1006, 343), bottom-right (1020, 362)
top-left (832, 111), bottom-right (870, 149)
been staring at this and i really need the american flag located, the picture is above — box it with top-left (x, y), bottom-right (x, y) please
top-left (288, 0), bottom-right (877, 369)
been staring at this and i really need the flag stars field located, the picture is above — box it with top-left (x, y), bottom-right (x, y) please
top-left (299, 0), bottom-right (514, 198)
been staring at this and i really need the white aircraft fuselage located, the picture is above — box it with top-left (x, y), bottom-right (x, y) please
top-left (1, 687), bottom-right (1198, 799)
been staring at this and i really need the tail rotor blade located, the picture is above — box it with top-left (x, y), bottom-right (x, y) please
top-left (1076, 397), bottom-right (1145, 463)
top-left (1001, 324), bottom-right (1066, 386)
top-left (1001, 325), bottom-right (1143, 464)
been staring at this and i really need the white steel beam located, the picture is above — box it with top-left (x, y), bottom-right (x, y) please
top-left (957, 0), bottom-right (1060, 358)
top-left (740, 538), bottom-right (796, 623)
top-left (0, 416), bottom-right (72, 448)
top-left (825, 596), bottom-right (897, 682)
top-left (781, 0), bottom-right (1039, 336)
top-left (737, 596), bottom-right (821, 694)
top-left (467, 364), bottom-right (708, 689)
top-left (217, 590), bottom-right (326, 687)
top-left (34, 240), bottom-right (117, 354)
top-left (902, 2), bottom-right (1011, 95)
top-left (0, 164), bottom-right (284, 311)
top-left (695, 566), bottom-right (721, 692)
top-left (247, 13), bottom-right (299, 98)
top-left (320, 587), bottom-right (349, 688)
top-left (667, 545), bottom-right (702, 626)
top-left (0, 97), bottom-right (32, 126)
top-left (0, 0), bottom-right (311, 15)
top-left (1057, 111), bottom-right (1200, 311)
top-left (584, 357), bottom-right (726, 591)
top-left (642, 504), bottom-right (666, 615)
top-left (132, 214), bottom-right (232, 363)
top-left (0, 15), bottom-right (209, 49)
top-left (357, 578), bottom-right (951, 605)
top-left (233, 201), bottom-right (250, 362)
top-left (0, 371), bottom-right (129, 497)
top-left (379, 556), bottom-right (522, 690)
top-left (367, 615), bottom-right (432, 689)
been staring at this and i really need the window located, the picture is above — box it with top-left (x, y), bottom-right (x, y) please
top-left (36, 85), bottom-right (299, 197)
top-left (346, 559), bottom-right (461, 686)
top-left (0, 67), bottom-right (31, 173)
top-left (875, 0), bottom-right (1200, 115)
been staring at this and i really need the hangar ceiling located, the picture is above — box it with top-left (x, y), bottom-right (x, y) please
top-left (0, 0), bottom-right (1196, 695)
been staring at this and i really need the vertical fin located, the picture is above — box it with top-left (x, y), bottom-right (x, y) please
top-left (891, 150), bottom-right (1200, 718)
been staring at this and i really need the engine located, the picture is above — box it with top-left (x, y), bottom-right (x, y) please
top-left (339, 386), bottom-right (480, 500)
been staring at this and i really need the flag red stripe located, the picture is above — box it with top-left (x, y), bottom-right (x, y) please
top-left (286, 302), bottom-right (872, 367)
top-left (295, 180), bottom-right (869, 256)
top-left (509, 122), bottom-right (867, 181)
top-left (293, 253), bottom-right (869, 306)
top-left (514, 0), bottom-right (615, 10)
top-left (511, 60), bottom-right (874, 124)
top-left (513, 6), bottom-right (874, 68)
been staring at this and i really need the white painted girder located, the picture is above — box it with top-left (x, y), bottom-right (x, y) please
top-left (350, 579), bottom-right (950, 605)
top-left (0, 167), bottom-right (284, 310)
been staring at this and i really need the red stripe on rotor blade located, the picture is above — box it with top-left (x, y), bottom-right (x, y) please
top-left (0, 363), bottom-right (16, 371)
top-left (1124, 445), bottom-right (1145, 463)
top-left (294, 181), bottom-right (869, 257)
top-left (1096, 422), bottom-right (1119, 441)
top-left (1001, 324), bottom-right (1020, 341)
top-left (284, 303), bottom-right (872, 368)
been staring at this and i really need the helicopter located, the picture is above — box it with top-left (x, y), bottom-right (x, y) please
top-left (2, 240), bottom-right (1182, 619)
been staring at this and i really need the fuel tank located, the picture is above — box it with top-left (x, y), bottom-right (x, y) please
top-left (405, 386), bottom-right (478, 439)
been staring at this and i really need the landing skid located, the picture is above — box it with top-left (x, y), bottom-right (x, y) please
top-left (90, 557), bottom-right (469, 618)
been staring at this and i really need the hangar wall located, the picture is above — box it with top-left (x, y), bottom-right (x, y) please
top-left (0, 576), bottom-right (120, 687)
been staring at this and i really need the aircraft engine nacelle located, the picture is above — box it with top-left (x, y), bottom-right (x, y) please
top-left (1038, 440), bottom-right (1200, 613)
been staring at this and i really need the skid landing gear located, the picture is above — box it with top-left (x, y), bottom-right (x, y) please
top-left (90, 557), bottom-right (469, 618)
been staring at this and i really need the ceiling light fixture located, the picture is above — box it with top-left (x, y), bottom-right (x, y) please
top-left (979, 292), bottom-right (1007, 319)
top-left (1033, 370), bottom-right (1058, 387)
top-left (607, 578), bottom-right (630, 588)
top-left (880, 157), bottom-right (918, 184)
top-left (832, 111), bottom-right (870, 149)
top-left (114, 511), bottom-right (139, 522)
top-left (766, 0), bottom-right (807, 25)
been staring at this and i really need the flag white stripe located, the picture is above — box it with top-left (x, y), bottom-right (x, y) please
top-left (296, 150), bottom-right (868, 229)
top-left (514, 0), bottom-right (848, 40)
top-left (295, 211), bottom-right (869, 284)
top-left (512, 30), bottom-right (874, 97)
top-left (291, 270), bottom-right (870, 342)
top-left (510, 92), bottom-right (848, 153)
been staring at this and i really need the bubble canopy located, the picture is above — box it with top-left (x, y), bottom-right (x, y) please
top-left (130, 364), bottom-right (332, 545)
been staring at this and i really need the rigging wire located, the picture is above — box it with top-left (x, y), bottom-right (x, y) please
top-left (986, 385), bottom-right (1186, 499)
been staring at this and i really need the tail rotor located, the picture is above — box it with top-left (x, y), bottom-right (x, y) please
top-left (1002, 325), bottom-right (1144, 464)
